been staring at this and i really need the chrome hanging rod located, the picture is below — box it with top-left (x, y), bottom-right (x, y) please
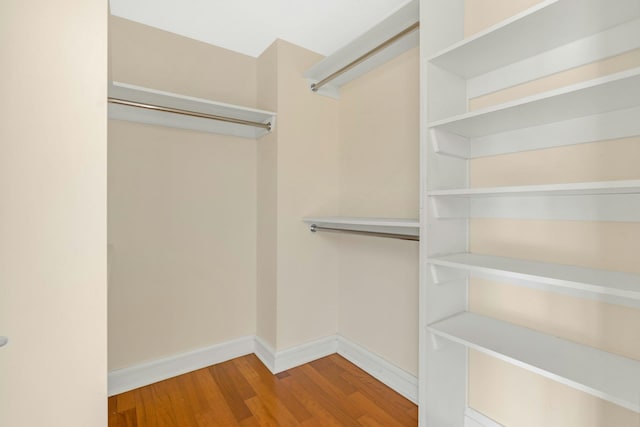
top-left (311, 21), bottom-right (420, 92)
top-left (309, 224), bottom-right (419, 241)
top-left (108, 98), bottom-right (272, 131)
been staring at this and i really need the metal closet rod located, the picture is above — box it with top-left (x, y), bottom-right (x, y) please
top-left (108, 98), bottom-right (272, 131)
top-left (310, 224), bottom-right (419, 241)
top-left (311, 21), bottom-right (420, 92)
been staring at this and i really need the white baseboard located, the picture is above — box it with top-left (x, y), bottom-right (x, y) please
top-left (253, 336), bottom-right (277, 372)
top-left (108, 334), bottom-right (418, 404)
top-left (465, 408), bottom-right (504, 427)
top-left (336, 335), bottom-right (418, 404)
top-left (108, 335), bottom-right (254, 396)
top-left (255, 335), bottom-right (339, 374)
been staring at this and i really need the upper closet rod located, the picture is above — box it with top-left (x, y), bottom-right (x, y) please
top-left (108, 98), bottom-right (272, 131)
top-left (310, 224), bottom-right (419, 241)
top-left (311, 21), bottom-right (420, 92)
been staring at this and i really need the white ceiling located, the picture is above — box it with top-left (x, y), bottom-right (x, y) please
top-left (109, 0), bottom-right (413, 58)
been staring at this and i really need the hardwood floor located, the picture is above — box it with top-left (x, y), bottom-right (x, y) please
top-left (108, 353), bottom-right (418, 426)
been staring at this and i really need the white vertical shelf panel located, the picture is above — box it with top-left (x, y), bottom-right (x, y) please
top-left (304, 0), bottom-right (419, 98)
top-left (428, 312), bottom-right (640, 413)
top-left (108, 82), bottom-right (276, 138)
top-left (428, 0), bottom-right (640, 78)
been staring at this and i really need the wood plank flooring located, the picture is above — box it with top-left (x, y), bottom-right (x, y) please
top-left (108, 353), bottom-right (418, 426)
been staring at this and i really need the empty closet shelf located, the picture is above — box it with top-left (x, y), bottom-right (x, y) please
top-left (427, 0), bottom-right (640, 78)
top-left (427, 179), bottom-right (640, 198)
top-left (303, 217), bottom-right (419, 241)
top-left (427, 312), bottom-right (640, 413)
top-left (428, 253), bottom-right (640, 301)
top-left (427, 68), bottom-right (640, 138)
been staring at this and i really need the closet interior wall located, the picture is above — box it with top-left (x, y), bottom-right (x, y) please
top-left (255, 39), bottom-right (342, 352)
top-left (108, 16), bottom-right (258, 370)
top-left (108, 16), bottom-right (419, 377)
top-left (337, 47), bottom-right (420, 375)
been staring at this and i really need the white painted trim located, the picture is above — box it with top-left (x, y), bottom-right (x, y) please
top-left (272, 336), bottom-right (339, 374)
top-left (336, 335), bottom-right (418, 403)
top-left (108, 335), bottom-right (254, 396)
top-left (465, 408), bottom-right (504, 427)
top-left (253, 335), bottom-right (277, 373)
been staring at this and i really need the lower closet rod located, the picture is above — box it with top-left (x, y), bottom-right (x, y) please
top-left (108, 98), bottom-right (272, 130)
top-left (309, 224), bottom-right (419, 241)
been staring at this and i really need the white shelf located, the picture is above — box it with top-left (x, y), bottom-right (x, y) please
top-left (303, 217), bottom-right (419, 237)
top-left (428, 253), bottom-right (640, 301)
top-left (428, 180), bottom-right (640, 198)
top-left (108, 82), bottom-right (276, 138)
top-left (303, 0), bottom-right (419, 98)
top-left (428, 0), bottom-right (640, 78)
top-left (428, 312), bottom-right (640, 413)
top-left (428, 68), bottom-right (640, 138)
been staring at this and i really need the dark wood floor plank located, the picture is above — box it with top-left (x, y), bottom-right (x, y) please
top-left (234, 355), bottom-right (312, 424)
top-left (298, 362), bottom-right (360, 408)
top-left (192, 368), bottom-right (241, 426)
top-left (108, 353), bottom-right (418, 427)
top-left (207, 359), bottom-right (256, 422)
top-left (135, 386), bottom-right (158, 426)
top-left (309, 356), bottom-right (358, 395)
top-left (244, 395), bottom-right (299, 427)
top-left (281, 367), bottom-right (362, 427)
top-left (117, 390), bottom-right (138, 412)
top-left (116, 409), bottom-right (139, 427)
top-left (154, 376), bottom-right (199, 427)
top-left (328, 354), bottom-right (418, 423)
top-left (349, 391), bottom-right (406, 427)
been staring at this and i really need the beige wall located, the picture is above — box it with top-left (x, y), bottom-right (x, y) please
top-left (109, 16), bottom-right (256, 107)
top-left (108, 17), bottom-right (257, 370)
top-left (466, 1), bottom-right (640, 425)
top-left (0, 1), bottom-right (107, 426)
top-left (256, 42), bottom-right (279, 349)
top-left (109, 17), bottom-right (419, 376)
top-left (337, 47), bottom-right (420, 374)
top-left (272, 40), bottom-right (342, 349)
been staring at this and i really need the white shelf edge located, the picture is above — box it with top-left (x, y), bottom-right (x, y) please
top-left (108, 81), bottom-right (276, 139)
top-left (427, 312), bottom-right (640, 413)
top-left (428, 253), bottom-right (640, 301)
top-left (304, 0), bottom-right (419, 97)
top-left (303, 217), bottom-right (419, 227)
top-left (426, 67), bottom-right (640, 137)
top-left (428, 179), bottom-right (640, 198)
top-left (427, 0), bottom-right (640, 78)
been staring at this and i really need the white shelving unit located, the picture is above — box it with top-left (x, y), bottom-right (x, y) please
top-left (419, 0), bottom-right (640, 425)
top-left (108, 82), bottom-right (276, 138)
top-left (303, 217), bottom-right (419, 239)
top-left (304, 0), bottom-right (419, 98)
top-left (428, 312), bottom-right (640, 413)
